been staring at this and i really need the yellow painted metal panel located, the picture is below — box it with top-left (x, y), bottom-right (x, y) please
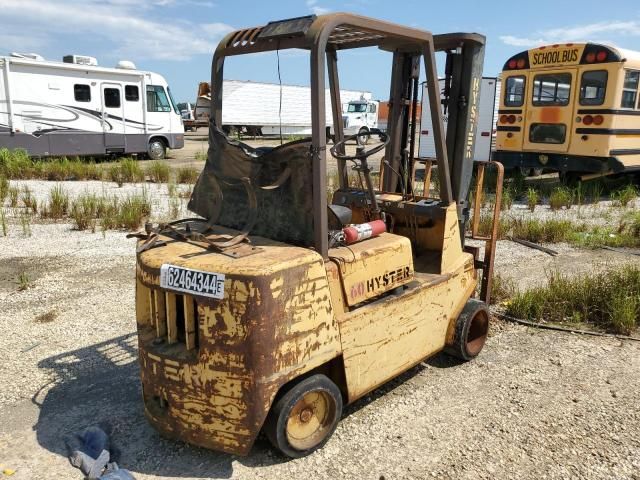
top-left (166, 292), bottom-right (178, 344)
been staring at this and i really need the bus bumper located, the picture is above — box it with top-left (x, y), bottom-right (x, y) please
top-left (492, 150), bottom-right (625, 174)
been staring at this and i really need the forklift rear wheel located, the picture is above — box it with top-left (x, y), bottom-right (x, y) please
top-left (264, 374), bottom-right (342, 458)
top-left (445, 299), bottom-right (489, 361)
top-left (357, 127), bottom-right (370, 145)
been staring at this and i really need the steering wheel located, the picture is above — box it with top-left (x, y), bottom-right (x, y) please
top-left (329, 128), bottom-right (389, 161)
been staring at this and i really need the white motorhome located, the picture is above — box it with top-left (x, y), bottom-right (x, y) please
top-left (0, 53), bottom-right (184, 159)
top-left (192, 80), bottom-right (377, 137)
top-left (419, 77), bottom-right (499, 161)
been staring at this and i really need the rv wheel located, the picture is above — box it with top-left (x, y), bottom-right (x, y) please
top-left (444, 299), bottom-right (489, 361)
top-left (264, 374), bottom-right (342, 458)
top-left (356, 127), bottom-right (370, 145)
top-left (147, 139), bottom-right (166, 160)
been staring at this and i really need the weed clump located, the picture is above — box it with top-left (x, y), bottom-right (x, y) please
top-left (612, 184), bottom-right (638, 207)
top-left (176, 166), bottom-right (199, 184)
top-left (526, 188), bottom-right (538, 212)
top-left (507, 265), bottom-right (640, 334)
top-left (146, 161), bottom-right (170, 183)
top-left (108, 158), bottom-right (144, 186)
top-left (43, 184), bottom-right (70, 219)
top-left (0, 176), bottom-right (8, 202)
top-left (549, 187), bottom-right (573, 211)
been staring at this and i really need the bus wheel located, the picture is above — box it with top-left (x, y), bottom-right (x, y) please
top-left (264, 374), bottom-right (342, 458)
top-left (444, 299), bottom-right (489, 361)
top-left (147, 138), bottom-right (166, 160)
top-left (357, 127), bottom-right (370, 146)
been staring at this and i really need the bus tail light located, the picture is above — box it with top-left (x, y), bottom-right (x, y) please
top-left (508, 59), bottom-right (517, 69)
top-left (500, 114), bottom-right (516, 124)
top-left (596, 51), bottom-right (607, 62)
top-left (593, 114), bottom-right (604, 125)
top-left (516, 59), bottom-right (526, 69)
top-left (585, 52), bottom-right (596, 63)
top-left (583, 115), bottom-right (593, 125)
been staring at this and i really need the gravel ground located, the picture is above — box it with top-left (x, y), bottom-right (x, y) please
top-left (1, 179), bottom-right (639, 479)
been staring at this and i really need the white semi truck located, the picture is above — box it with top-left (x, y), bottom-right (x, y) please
top-left (0, 53), bottom-right (184, 159)
top-left (190, 80), bottom-right (378, 139)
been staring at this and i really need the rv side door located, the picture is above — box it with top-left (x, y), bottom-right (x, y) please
top-left (101, 83), bottom-right (126, 151)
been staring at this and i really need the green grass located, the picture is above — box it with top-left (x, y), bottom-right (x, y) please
top-left (0, 149), bottom-right (103, 181)
top-left (612, 184), bottom-right (638, 207)
top-left (70, 190), bottom-right (151, 231)
top-left (8, 186), bottom-right (19, 207)
top-left (471, 213), bottom-right (640, 249)
top-left (0, 208), bottom-right (7, 236)
top-left (500, 188), bottom-right (513, 211)
top-left (490, 273), bottom-right (516, 305)
top-left (19, 211), bottom-right (32, 237)
top-left (116, 193), bottom-right (152, 230)
top-left (176, 166), bottom-right (199, 184)
top-left (0, 176), bottom-right (8, 203)
top-left (509, 217), bottom-right (584, 244)
top-left (43, 184), bottom-right (70, 219)
top-left (20, 186), bottom-right (38, 213)
top-left (17, 271), bottom-right (33, 291)
top-left (108, 158), bottom-right (144, 186)
top-left (506, 265), bottom-right (640, 335)
top-left (526, 188), bottom-right (539, 212)
top-left (146, 161), bottom-right (170, 183)
top-left (549, 187), bottom-right (573, 211)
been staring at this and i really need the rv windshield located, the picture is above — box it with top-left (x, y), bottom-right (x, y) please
top-left (167, 87), bottom-right (180, 114)
top-left (347, 103), bottom-right (367, 113)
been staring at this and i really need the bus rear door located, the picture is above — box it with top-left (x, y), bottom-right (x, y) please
top-left (523, 69), bottom-right (576, 153)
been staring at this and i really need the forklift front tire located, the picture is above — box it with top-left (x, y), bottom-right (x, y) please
top-left (264, 374), bottom-right (342, 458)
top-left (444, 299), bottom-right (490, 361)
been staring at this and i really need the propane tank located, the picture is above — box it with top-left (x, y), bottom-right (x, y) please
top-left (342, 220), bottom-right (386, 245)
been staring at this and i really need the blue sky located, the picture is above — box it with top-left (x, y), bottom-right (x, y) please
top-left (2, 0), bottom-right (640, 102)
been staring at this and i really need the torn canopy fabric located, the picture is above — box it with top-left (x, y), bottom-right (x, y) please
top-left (188, 127), bottom-right (315, 247)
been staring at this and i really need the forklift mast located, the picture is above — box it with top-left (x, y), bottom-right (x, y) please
top-left (381, 34), bottom-right (486, 239)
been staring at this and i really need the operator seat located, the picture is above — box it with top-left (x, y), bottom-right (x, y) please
top-left (328, 204), bottom-right (352, 230)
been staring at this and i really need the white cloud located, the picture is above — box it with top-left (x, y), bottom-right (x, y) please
top-left (500, 20), bottom-right (640, 48)
top-left (306, 0), bottom-right (331, 15)
top-left (0, 0), bottom-right (232, 61)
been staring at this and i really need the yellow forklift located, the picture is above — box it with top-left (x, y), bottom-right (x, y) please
top-left (133, 13), bottom-right (503, 458)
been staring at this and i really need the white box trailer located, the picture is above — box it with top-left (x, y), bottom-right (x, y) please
top-left (418, 77), bottom-right (499, 161)
top-left (0, 53), bottom-right (184, 159)
top-left (193, 80), bottom-right (378, 136)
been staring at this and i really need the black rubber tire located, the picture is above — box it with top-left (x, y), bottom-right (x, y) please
top-left (444, 299), bottom-right (490, 361)
top-left (559, 171), bottom-right (581, 187)
top-left (264, 374), bottom-right (342, 458)
top-left (147, 138), bottom-right (166, 160)
top-left (356, 127), bottom-right (370, 146)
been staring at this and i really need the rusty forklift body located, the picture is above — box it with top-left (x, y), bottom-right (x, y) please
top-left (134, 13), bottom-right (503, 457)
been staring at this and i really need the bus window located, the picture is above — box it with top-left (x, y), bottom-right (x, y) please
top-left (579, 71), bottom-right (607, 106)
top-left (504, 76), bottom-right (525, 107)
top-left (621, 70), bottom-right (639, 109)
top-left (532, 73), bottom-right (571, 106)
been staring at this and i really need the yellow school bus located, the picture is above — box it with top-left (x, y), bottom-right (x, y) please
top-left (494, 43), bottom-right (640, 181)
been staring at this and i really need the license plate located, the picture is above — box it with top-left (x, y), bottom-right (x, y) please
top-left (160, 264), bottom-right (225, 299)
